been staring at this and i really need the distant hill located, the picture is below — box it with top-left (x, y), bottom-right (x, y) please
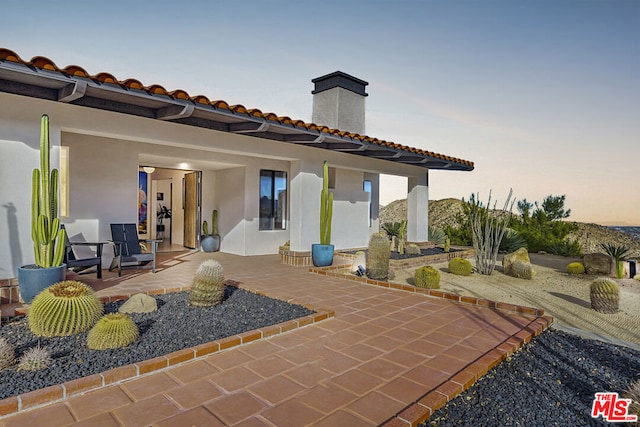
top-left (379, 198), bottom-right (640, 256)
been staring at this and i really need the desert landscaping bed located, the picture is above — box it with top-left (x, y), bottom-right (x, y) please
top-left (0, 287), bottom-right (316, 402)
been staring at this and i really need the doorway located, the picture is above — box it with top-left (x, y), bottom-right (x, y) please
top-left (142, 167), bottom-right (201, 253)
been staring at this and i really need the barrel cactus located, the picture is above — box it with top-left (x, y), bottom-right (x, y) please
top-left (87, 313), bottom-right (139, 350)
top-left (190, 259), bottom-right (226, 307)
top-left (414, 266), bottom-right (440, 289)
top-left (367, 232), bottom-right (390, 280)
top-left (567, 262), bottom-right (585, 275)
top-left (28, 280), bottom-right (104, 337)
top-left (406, 243), bottom-right (421, 255)
top-left (17, 344), bottom-right (52, 371)
top-left (590, 278), bottom-right (619, 314)
top-left (448, 258), bottom-right (473, 276)
top-left (0, 338), bottom-right (15, 371)
top-left (511, 261), bottom-right (536, 280)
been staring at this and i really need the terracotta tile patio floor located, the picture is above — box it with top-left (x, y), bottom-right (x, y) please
top-left (0, 251), bottom-right (552, 426)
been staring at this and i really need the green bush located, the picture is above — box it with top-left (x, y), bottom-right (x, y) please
top-left (448, 258), bottom-right (473, 276)
top-left (414, 266), bottom-right (440, 289)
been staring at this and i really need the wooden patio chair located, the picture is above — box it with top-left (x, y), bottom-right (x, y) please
top-left (61, 225), bottom-right (105, 279)
top-left (108, 223), bottom-right (159, 277)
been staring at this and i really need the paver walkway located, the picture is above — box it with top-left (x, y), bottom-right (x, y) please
top-left (0, 252), bottom-right (551, 426)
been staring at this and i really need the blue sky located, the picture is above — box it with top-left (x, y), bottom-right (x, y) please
top-left (2, 0), bottom-right (639, 224)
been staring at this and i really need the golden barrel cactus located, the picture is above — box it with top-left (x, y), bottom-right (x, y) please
top-left (28, 280), bottom-right (104, 337)
top-left (590, 278), bottom-right (619, 314)
top-left (87, 313), bottom-right (139, 350)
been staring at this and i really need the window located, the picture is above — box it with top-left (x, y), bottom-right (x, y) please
top-left (364, 180), bottom-right (372, 227)
top-left (259, 170), bottom-right (287, 230)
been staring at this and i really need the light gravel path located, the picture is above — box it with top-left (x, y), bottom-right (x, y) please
top-left (391, 253), bottom-right (640, 347)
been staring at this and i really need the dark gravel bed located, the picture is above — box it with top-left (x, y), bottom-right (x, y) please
top-left (422, 328), bottom-right (640, 426)
top-left (0, 288), bottom-right (314, 400)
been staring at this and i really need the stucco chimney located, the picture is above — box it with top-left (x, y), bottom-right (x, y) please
top-left (312, 71), bottom-right (368, 135)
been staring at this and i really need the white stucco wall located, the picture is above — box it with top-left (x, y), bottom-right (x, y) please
top-left (0, 91), bottom-right (432, 279)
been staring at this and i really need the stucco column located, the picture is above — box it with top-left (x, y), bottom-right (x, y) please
top-left (288, 160), bottom-right (323, 252)
top-left (407, 172), bottom-right (429, 242)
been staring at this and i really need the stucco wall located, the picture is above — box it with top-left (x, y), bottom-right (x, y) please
top-left (0, 91), bottom-right (430, 279)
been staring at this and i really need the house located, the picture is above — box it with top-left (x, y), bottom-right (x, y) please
top-left (0, 48), bottom-right (473, 280)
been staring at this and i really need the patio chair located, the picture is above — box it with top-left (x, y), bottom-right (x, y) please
top-left (61, 225), bottom-right (105, 279)
top-left (108, 223), bottom-right (159, 277)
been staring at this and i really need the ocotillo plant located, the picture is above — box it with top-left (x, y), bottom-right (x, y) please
top-left (32, 114), bottom-right (66, 268)
top-left (320, 161), bottom-right (333, 245)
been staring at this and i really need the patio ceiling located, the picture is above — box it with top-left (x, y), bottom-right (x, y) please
top-left (0, 48), bottom-right (474, 171)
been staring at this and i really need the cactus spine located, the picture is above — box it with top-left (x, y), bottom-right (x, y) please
top-left (448, 258), bottom-right (473, 276)
top-left (87, 313), bottom-right (139, 350)
top-left (0, 338), bottom-right (15, 371)
top-left (367, 232), bottom-right (390, 280)
top-left (319, 161), bottom-right (333, 246)
top-left (190, 259), bottom-right (226, 307)
top-left (590, 278), bottom-right (619, 314)
top-left (32, 114), bottom-right (66, 268)
top-left (17, 344), bottom-right (52, 371)
top-left (414, 266), bottom-right (440, 289)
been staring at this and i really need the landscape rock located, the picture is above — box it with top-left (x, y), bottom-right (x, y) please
top-left (502, 248), bottom-right (530, 276)
top-left (582, 253), bottom-right (612, 275)
top-left (118, 293), bottom-right (158, 313)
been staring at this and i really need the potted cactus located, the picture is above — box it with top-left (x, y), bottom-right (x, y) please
top-left (311, 161), bottom-right (334, 267)
top-left (17, 114), bottom-right (67, 303)
top-left (201, 209), bottom-right (220, 252)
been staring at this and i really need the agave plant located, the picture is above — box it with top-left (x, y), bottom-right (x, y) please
top-left (599, 243), bottom-right (631, 279)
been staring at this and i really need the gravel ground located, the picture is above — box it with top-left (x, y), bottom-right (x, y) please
top-left (0, 288), bottom-right (314, 400)
top-left (422, 328), bottom-right (640, 426)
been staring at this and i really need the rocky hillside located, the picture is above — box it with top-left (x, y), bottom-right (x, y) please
top-left (379, 198), bottom-right (640, 257)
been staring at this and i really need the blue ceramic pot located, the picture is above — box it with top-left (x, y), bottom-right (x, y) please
top-left (311, 244), bottom-right (334, 267)
top-left (17, 264), bottom-right (66, 303)
top-left (201, 235), bottom-right (220, 252)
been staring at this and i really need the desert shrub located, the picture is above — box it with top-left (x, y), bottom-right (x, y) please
top-left (0, 337), bottom-right (15, 371)
top-left (449, 258), bottom-right (473, 276)
top-left (190, 259), bottom-right (226, 307)
top-left (512, 195), bottom-right (581, 255)
top-left (28, 281), bottom-right (104, 337)
top-left (567, 262), bottom-right (585, 275)
top-left (624, 379), bottom-right (640, 423)
top-left (590, 278), bottom-right (619, 314)
top-left (17, 344), bottom-right (52, 371)
top-left (87, 313), bottom-right (139, 350)
top-left (414, 266), bottom-right (440, 289)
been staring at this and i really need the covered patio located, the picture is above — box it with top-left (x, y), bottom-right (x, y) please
top-left (0, 252), bottom-right (551, 426)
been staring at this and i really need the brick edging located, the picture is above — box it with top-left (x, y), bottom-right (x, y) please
top-left (381, 315), bottom-right (554, 426)
top-left (308, 266), bottom-right (545, 317)
top-left (0, 285), bottom-right (334, 419)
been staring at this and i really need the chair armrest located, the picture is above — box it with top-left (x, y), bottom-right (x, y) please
top-left (70, 241), bottom-right (106, 258)
top-left (109, 240), bottom-right (124, 256)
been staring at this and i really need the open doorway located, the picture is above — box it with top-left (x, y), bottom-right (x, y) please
top-left (140, 166), bottom-right (200, 253)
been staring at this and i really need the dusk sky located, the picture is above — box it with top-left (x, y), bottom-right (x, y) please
top-left (2, 0), bottom-right (638, 225)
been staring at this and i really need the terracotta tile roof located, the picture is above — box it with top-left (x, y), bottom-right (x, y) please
top-left (0, 48), bottom-right (474, 169)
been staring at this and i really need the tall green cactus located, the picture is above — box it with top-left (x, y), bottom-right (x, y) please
top-left (319, 161), bottom-right (333, 246)
top-left (32, 114), bottom-right (66, 268)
